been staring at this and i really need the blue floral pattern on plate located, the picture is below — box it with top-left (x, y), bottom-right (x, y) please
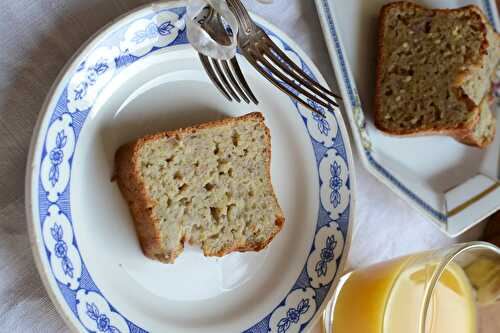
top-left (42, 204), bottom-right (82, 290)
top-left (76, 290), bottom-right (130, 333)
top-left (48, 130), bottom-right (67, 187)
top-left (50, 223), bottom-right (74, 278)
top-left (277, 299), bottom-right (310, 333)
top-left (131, 21), bottom-right (175, 44)
top-left (86, 303), bottom-right (121, 333)
top-left (297, 97), bottom-right (338, 148)
top-left (67, 46), bottom-right (119, 113)
top-left (121, 11), bottom-right (185, 57)
top-left (329, 161), bottom-right (342, 208)
top-left (269, 288), bottom-right (317, 333)
top-left (40, 113), bottom-right (75, 202)
top-left (33, 4), bottom-right (351, 333)
top-left (306, 223), bottom-right (344, 290)
top-left (315, 235), bottom-right (337, 278)
top-left (319, 149), bottom-right (350, 220)
top-left (309, 100), bottom-right (331, 136)
top-left (72, 60), bottom-right (109, 101)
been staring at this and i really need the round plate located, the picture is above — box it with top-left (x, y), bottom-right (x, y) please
top-left (26, 2), bottom-right (355, 332)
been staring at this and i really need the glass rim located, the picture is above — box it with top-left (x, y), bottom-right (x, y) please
top-left (419, 241), bottom-right (500, 333)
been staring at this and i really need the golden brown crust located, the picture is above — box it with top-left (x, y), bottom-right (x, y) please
top-left (114, 112), bottom-right (284, 263)
top-left (374, 1), bottom-right (497, 143)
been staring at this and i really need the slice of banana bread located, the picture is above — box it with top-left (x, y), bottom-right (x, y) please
top-left (115, 113), bottom-right (284, 263)
top-left (374, 2), bottom-right (499, 147)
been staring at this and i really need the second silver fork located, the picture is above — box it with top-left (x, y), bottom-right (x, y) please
top-left (226, 0), bottom-right (341, 114)
top-left (197, 6), bottom-right (258, 104)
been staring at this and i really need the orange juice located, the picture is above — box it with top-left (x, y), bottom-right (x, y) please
top-left (330, 255), bottom-right (476, 333)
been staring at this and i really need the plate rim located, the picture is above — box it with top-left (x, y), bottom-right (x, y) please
top-left (25, 1), bottom-right (356, 332)
top-left (315, 0), bottom-right (500, 237)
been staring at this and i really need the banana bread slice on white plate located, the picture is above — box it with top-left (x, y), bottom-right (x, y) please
top-left (115, 112), bottom-right (284, 263)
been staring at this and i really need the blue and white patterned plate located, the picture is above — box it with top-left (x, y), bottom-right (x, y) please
top-left (26, 1), bottom-right (355, 332)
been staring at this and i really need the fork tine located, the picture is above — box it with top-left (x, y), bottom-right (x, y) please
top-left (264, 37), bottom-right (342, 100)
top-left (211, 58), bottom-right (241, 103)
top-left (243, 50), bottom-right (326, 114)
top-left (262, 47), bottom-right (339, 107)
top-left (222, 59), bottom-right (250, 104)
top-left (249, 50), bottom-right (334, 110)
top-left (199, 54), bottom-right (232, 102)
top-left (230, 57), bottom-right (258, 105)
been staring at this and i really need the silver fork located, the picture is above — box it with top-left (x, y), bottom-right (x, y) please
top-left (197, 6), bottom-right (258, 104)
top-left (226, 0), bottom-right (341, 113)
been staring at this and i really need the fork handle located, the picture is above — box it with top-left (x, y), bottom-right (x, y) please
top-left (226, 0), bottom-right (254, 35)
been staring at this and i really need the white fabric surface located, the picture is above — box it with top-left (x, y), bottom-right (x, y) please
top-left (0, 0), bottom-right (484, 332)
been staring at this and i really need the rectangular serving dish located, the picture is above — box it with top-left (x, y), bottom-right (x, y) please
top-left (316, 0), bottom-right (500, 237)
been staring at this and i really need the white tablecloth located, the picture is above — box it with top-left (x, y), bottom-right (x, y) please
top-left (0, 0), bottom-right (484, 332)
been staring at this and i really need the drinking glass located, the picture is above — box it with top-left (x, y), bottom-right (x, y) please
top-left (322, 241), bottom-right (500, 333)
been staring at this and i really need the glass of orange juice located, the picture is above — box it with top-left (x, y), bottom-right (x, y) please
top-left (323, 241), bottom-right (500, 333)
